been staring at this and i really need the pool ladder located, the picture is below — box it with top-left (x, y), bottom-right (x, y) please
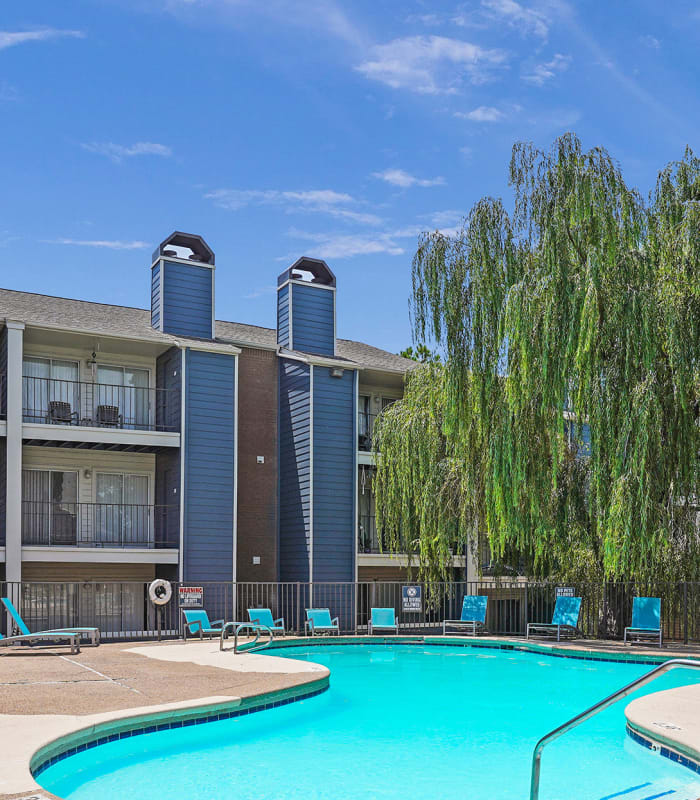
top-left (530, 658), bottom-right (700, 800)
top-left (219, 622), bottom-right (273, 654)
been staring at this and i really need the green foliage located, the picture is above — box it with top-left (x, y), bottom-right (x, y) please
top-left (399, 343), bottom-right (441, 363)
top-left (374, 134), bottom-right (700, 584)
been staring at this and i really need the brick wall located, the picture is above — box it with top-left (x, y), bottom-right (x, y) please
top-left (236, 347), bottom-right (279, 582)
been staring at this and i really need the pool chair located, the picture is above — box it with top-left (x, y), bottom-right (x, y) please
top-left (0, 629), bottom-right (81, 654)
top-left (624, 597), bottom-right (662, 647)
top-left (247, 608), bottom-right (285, 636)
top-left (305, 608), bottom-right (340, 636)
top-left (443, 595), bottom-right (488, 636)
top-left (182, 609), bottom-right (226, 641)
top-left (368, 608), bottom-right (399, 635)
top-left (1, 597), bottom-right (100, 646)
top-left (526, 596), bottom-right (582, 642)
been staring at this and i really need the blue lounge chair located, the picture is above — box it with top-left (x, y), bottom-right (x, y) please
top-left (2, 597), bottom-right (100, 646)
top-left (247, 608), bottom-right (285, 636)
top-left (368, 607), bottom-right (398, 635)
top-left (624, 597), bottom-right (662, 647)
top-left (305, 608), bottom-right (340, 636)
top-left (443, 595), bottom-right (488, 636)
top-left (0, 629), bottom-right (81, 654)
top-left (182, 609), bottom-right (226, 641)
top-left (526, 596), bottom-right (582, 642)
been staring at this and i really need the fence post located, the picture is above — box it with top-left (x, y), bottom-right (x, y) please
top-left (296, 582), bottom-right (301, 635)
top-left (683, 582), bottom-right (688, 645)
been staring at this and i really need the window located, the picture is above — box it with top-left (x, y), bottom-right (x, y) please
top-left (22, 357), bottom-right (80, 423)
top-left (95, 473), bottom-right (150, 546)
top-left (22, 469), bottom-right (78, 545)
top-left (96, 366), bottom-right (150, 430)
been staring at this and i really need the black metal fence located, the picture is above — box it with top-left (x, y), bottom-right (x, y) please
top-left (21, 501), bottom-right (179, 548)
top-left (1, 580), bottom-right (698, 643)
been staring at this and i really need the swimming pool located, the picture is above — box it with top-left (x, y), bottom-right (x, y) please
top-left (37, 644), bottom-right (700, 800)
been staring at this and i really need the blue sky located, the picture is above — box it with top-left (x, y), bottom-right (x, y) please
top-left (2, 1), bottom-right (699, 353)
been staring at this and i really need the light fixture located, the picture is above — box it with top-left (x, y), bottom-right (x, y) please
top-left (330, 367), bottom-right (344, 378)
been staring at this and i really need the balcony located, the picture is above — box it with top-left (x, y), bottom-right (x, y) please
top-left (358, 514), bottom-right (381, 553)
top-left (21, 501), bottom-right (179, 549)
top-left (22, 376), bottom-right (177, 433)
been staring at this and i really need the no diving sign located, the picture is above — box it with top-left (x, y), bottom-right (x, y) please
top-left (401, 585), bottom-right (422, 613)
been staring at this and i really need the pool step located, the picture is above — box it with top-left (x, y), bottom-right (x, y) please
top-left (598, 779), bottom-right (700, 800)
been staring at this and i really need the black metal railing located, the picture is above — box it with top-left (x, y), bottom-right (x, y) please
top-left (358, 412), bottom-right (379, 451)
top-left (0, 580), bottom-right (698, 642)
top-left (21, 501), bottom-right (179, 548)
top-left (22, 375), bottom-right (178, 432)
top-left (358, 515), bottom-right (380, 552)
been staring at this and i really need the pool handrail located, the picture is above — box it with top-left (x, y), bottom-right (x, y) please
top-left (218, 621), bottom-right (273, 653)
top-left (530, 657), bottom-right (700, 800)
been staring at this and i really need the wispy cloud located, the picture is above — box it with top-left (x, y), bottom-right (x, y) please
top-left (455, 105), bottom-right (505, 122)
top-left (522, 53), bottom-right (571, 85)
top-left (478, 0), bottom-right (549, 39)
top-left (0, 29), bottom-right (85, 51)
top-left (81, 141), bottom-right (173, 163)
top-left (639, 34), bottom-right (660, 50)
top-left (356, 35), bottom-right (508, 94)
top-left (205, 188), bottom-right (382, 225)
top-left (45, 238), bottom-right (149, 250)
top-left (243, 285), bottom-right (277, 300)
top-left (372, 168), bottom-right (445, 188)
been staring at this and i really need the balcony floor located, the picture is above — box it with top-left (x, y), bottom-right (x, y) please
top-left (22, 422), bottom-right (180, 452)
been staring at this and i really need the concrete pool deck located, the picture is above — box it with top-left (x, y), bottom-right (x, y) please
top-left (1, 636), bottom-right (699, 800)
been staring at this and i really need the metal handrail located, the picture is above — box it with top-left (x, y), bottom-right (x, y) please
top-left (219, 622), bottom-right (273, 653)
top-left (530, 658), bottom-right (700, 800)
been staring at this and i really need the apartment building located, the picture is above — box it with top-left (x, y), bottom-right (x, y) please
top-left (0, 231), bottom-right (441, 600)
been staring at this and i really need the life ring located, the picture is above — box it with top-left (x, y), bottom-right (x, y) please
top-left (148, 579), bottom-right (172, 606)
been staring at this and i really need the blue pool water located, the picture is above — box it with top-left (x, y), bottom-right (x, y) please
top-left (39, 644), bottom-right (700, 800)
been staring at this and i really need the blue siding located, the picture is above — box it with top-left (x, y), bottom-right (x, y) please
top-left (162, 260), bottom-right (213, 339)
top-left (312, 366), bottom-right (356, 582)
top-left (290, 283), bottom-right (335, 356)
top-left (183, 349), bottom-right (236, 582)
top-left (277, 284), bottom-right (290, 348)
top-left (155, 449), bottom-right (180, 548)
top-left (278, 358), bottom-right (311, 581)
top-left (156, 346), bottom-right (181, 432)
top-left (151, 263), bottom-right (161, 329)
top-left (0, 326), bottom-right (7, 418)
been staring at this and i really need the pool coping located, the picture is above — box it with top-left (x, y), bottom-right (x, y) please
top-left (10, 636), bottom-right (700, 798)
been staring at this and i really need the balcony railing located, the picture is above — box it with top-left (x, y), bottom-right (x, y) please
top-left (21, 501), bottom-right (179, 548)
top-left (358, 514), bottom-right (381, 553)
top-left (358, 412), bottom-right (380, 452)
top-left (22, 376), bottom-right (178, 432)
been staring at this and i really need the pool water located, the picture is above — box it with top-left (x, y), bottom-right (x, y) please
top-left (39, 644), bottom-right (700, 800)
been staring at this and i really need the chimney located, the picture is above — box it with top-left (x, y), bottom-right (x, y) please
top-left (151, 231), bottom-right (215, 339)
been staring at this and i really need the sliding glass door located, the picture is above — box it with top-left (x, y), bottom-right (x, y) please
top-left (22, 469), bottom-right (78, 545)
top-left (95, 473), bottom-right (150, 546)
top-left (23, 357), bottom-right (80, 423)
top-left (96, 366), bottom-right (149, 429)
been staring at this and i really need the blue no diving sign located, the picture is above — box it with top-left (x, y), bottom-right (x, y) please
top-left (402, 585), bottom-right (422, 613)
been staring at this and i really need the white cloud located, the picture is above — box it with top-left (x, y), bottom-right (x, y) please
top-left (0, 29), bottom-right (85, 50)
top-left (243, 285), bottom-right (277, 300)
top-left (355, 35), bottom-right (508, 94)
top-left (81, 141), bottom-right (173, 163)
top-left (639, 34), bottom-right (660, 49)
top-left (205, 188), bottom-right (382, 225)
top-left (46, 239), bottom-right (149, 250)
top-left (522, 53), bottom-right (571, 85)
top-left (372, 168), bottom-right (445, 188)
top-left (455, 105), bottom-right (505, 122)
top-left (286, 228), bottom-right (407, 259)
top-left (479, 0), bottom-right (549, 39)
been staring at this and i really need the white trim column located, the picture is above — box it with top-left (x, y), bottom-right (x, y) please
top-left (5, 320), bottom-right (24, 583)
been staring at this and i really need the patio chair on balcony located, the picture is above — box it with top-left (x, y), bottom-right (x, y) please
top-left (368, 607), bottom-right (398, 635)
top-left (526, 596), bottom-right (582, 642)
top-left (48, 400), bottom-right (78, 425)
top-left (624, 597), bottom-right (662, 647)
top-left (96, 404), bottom-right (122, 427)
top-left (0, 629), bottom-right (81, 654)
top-left (247, 608), bottom-right (285, 636)
top-left (305, 608), bottom-right (340, 636)
top-left (443, 595), bottom-right (488, 636)
top-left (182, 609), bottom-right (226, 641)
top-left (1, 597), bottom-right (100, 646)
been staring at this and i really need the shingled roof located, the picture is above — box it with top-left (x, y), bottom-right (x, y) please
top-left (0, 288), bottom-right (416, 373)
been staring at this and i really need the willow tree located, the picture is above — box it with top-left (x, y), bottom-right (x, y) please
top-left (374, 134), bottom-right (700, 584)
